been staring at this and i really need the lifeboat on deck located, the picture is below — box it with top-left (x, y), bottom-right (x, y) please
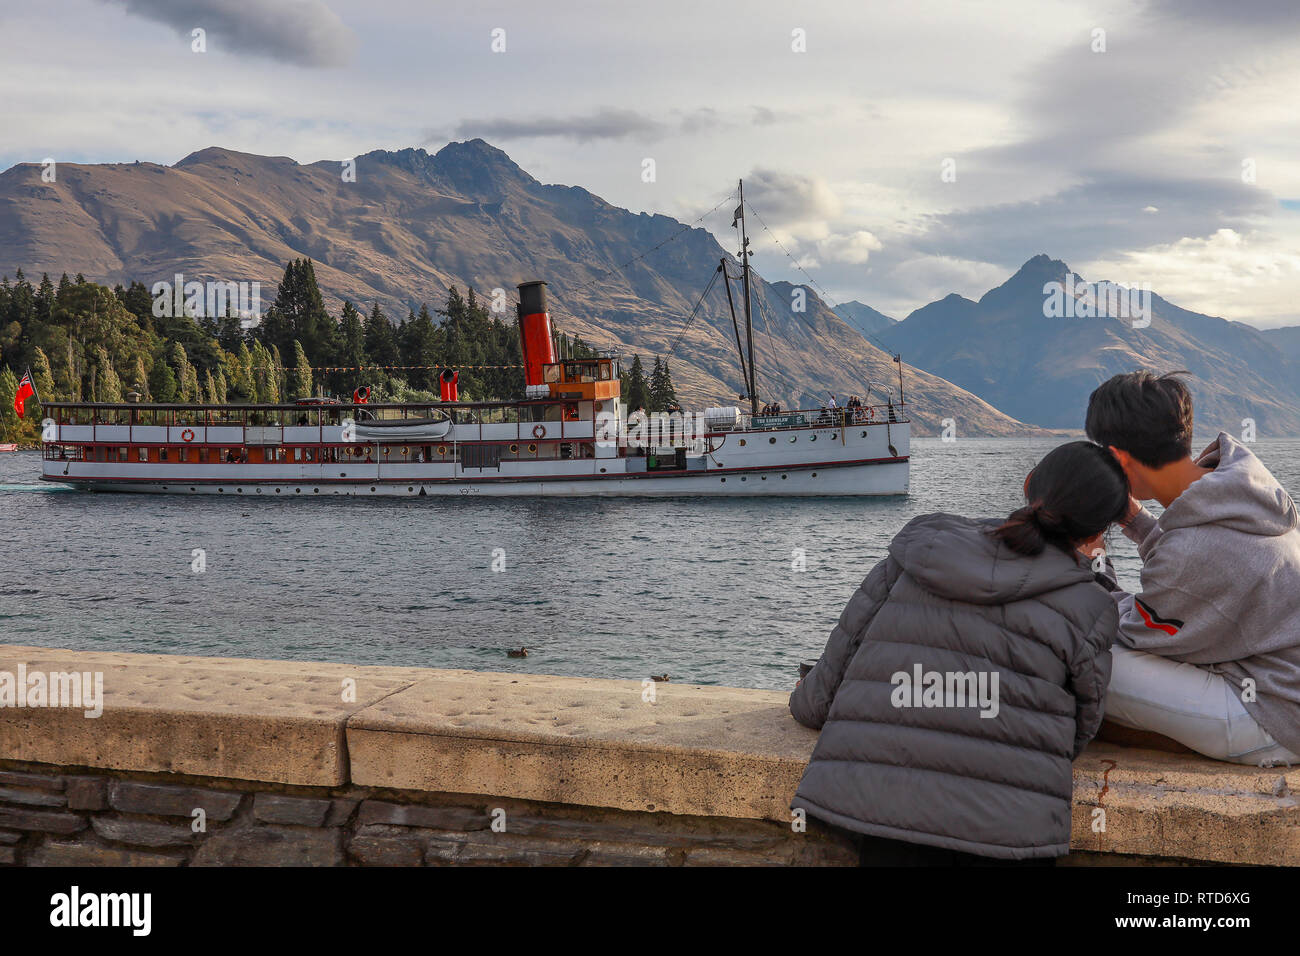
top-left (351, 417), bottom-right (453, 441)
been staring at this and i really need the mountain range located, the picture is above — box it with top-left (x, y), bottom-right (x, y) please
top-left (874, 255), bottom-right (1300, 436)
top-left (4, 141), bottom-right (1296, 435)
top-left (0, 141), bottom-right (1025, 436)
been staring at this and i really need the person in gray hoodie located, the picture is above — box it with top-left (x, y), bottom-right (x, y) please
top-left (789, 441), bottom-right (1128, 863)
top-left (1086, 371), bottom-right (1300, 764)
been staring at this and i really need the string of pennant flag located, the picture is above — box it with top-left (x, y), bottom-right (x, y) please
top-left (266, 364), bottom-right (525, 372)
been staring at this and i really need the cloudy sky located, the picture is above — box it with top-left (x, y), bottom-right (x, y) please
top-left (4, 0), bottom-right (1299, 327)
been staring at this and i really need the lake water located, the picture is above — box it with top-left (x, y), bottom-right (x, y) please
top-left (2, 435), bottom-right (1297, 690)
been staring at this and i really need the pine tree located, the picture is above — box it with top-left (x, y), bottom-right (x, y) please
top-left (95, 347), bottom-right (123, 403)
top-left (650, 356), bottom-right (677, 410)
top-left (364, 303), bottom-right (399, 369)
top-left (626, 354), bottom-right (649, 412)
top-left (289, 340), bottom-right (313, 398)
top-left (250, 341), bottom-right (277, 404)
top-left (9, 271), bottom-right (35, 330)
top-left (130, 356), bottom-right (149, 400)
top-left (203, 370), bottom-right (218, 405)
top-left (648, 357), bottom-right (664, 411)
top-left (148, 355), bottom-right (178, 403)
top-left (236, 342), bottom-right (255, 402)
top-left (31, 347), bottom-right (56, 406)
top-left (256, 304), bottom-right (291, 361)
top-left (332, 300), bottom-right (365, 395)
top-left (215, 368), bottom-right (229, 404)
top-left (262, 259), bottom-right (336, 366)
top-left (337, 301), bottom-right (365, 366)
top-left (0, 366), bottom-right (19, 441)
top-left (35, 274), bottom-right (55, 324)
top-left (403, 304), bottom-right (439, 390)
top-left (170, 342), bottom-right (198, 403)
top-left (117, 279), bottom-right (154, 328)
top-left (268, 344), bottom-right (285, 403)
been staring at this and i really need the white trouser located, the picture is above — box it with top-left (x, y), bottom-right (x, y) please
top-left (1105, 645), bottom-right (1300, 767)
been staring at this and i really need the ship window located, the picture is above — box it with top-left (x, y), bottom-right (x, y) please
top-left (118, 447), bottom-right (128, 462)
top-left (199, 448), bottom-right (209, 463)
top-left (138, 448), bottom-right (147, 462)
top-left (159, 448), bottom-right (169, 462)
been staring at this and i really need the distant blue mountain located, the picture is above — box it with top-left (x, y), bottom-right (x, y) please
top-left (833, 300), bottom-right (897, 340)
top-left (1263, 325), bottom-right (1300, 362)
top-left (876, 254), bottom-right (1300, 435)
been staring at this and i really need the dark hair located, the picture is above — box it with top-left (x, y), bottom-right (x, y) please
top-left (992, 441), bottom-right (1129, 556)
top-left (1085, 371), bottom-right (1193, 467)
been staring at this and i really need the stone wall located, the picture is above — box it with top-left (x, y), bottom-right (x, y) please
top-left (0, 762), bottom-right (856, 867)
top-left (2, 643), bottom-right (1298, 866)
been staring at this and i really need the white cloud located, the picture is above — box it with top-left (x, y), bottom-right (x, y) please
top-left (884, 256), bottom-right (1010, 312)
top-left (814, 231), bottom-right (883, 265)
top-left (2, 0), bottom-right (1299, 329)
top-left (1082, 229), bottom-right (1300, 329)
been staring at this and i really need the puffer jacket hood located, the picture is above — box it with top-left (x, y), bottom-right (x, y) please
top-left (889, 513), bottom-right (1100, 605)
top-left (1159, 433), bottom-right (1298, 538)
top-left (789, 512), bottom-right (1118, 860)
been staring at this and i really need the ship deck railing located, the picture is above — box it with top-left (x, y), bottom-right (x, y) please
top-left (730, 403), bottom-right (908, 432)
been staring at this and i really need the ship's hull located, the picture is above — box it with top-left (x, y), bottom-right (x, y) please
top-left (42, 456), bottom-right (908, 497)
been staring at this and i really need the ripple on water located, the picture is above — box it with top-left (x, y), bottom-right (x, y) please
top-left (1, 438), bottom-right (1297, 687)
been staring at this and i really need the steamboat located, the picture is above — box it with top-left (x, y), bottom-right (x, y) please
top-left (37, 190), bottom-right (910, 497)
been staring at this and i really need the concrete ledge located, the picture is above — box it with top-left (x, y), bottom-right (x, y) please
top-left (1071, 743), bottom-right (1300, 866)
top-left (346, 672), bottom-right (808, 819)
top-left (0, 645), bottom-right (419, 786)
top-left (3, 644), bottom-right (1299, 864)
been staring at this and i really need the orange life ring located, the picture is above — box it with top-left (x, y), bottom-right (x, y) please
top-left (532, 424), bottom-right (547, 439)
top-left (437, 445), bottom-right (447, 456)
top-left (863, 406), bottom-right (877, 423)
top-left (181, 428), bottom-right (195, 443)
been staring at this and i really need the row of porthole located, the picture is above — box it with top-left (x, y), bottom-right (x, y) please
top-left (719, 473), bottom-right (817, 483)
top-left (192, 486), bottom-right (390, 494)
top-left (737, 433), bottom-right (842, 447)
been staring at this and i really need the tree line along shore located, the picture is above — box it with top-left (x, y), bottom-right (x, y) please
top-left (0, 259), bottom-right (678, 447)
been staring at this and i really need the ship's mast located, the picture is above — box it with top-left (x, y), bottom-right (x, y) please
top-left (737, 180), bottom-right (758, 416)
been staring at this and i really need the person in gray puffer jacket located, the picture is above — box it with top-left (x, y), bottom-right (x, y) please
top-left (789, 441), bottom-right (1128, 863)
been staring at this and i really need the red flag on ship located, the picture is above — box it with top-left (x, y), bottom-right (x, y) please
top-left (13, 369), bottom-right (35, 419)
